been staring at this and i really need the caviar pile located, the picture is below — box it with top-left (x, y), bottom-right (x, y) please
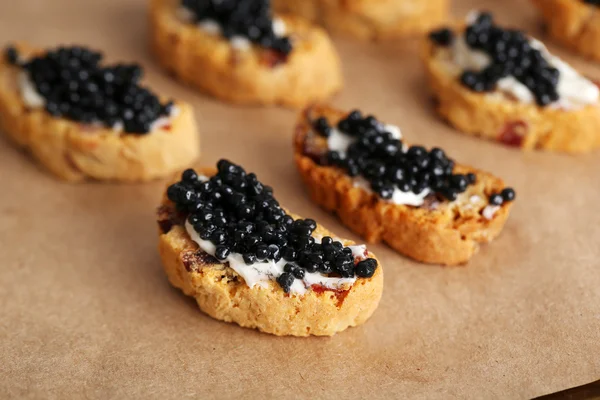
top-left (584, 0), bottom-right (600, 5)
top-left (429, 12), bottom-right (561, 106)
top-left (313, 111), bottom-right (476, 202)
top-left (181, 0), bottom-right (292, 55)
top-left (5, 46), bottom-right (173, 134)
top-left (167, 160), bottom-right (377, 293)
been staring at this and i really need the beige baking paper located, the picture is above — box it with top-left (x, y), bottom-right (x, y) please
top-left (0, 0), bottom-right (599, 398)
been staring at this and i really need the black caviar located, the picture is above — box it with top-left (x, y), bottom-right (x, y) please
top-left (4, 45), bottom-right (172, 134)
top-left (181, 0), bottom-right (292, 55)
top-left (313, 111), bottom-right (476, 202)
top-left (489, 188), bottom-right (515, 206)
top-left (429, 12), bottom-right (560, 106)
top-left (584, 0), bottom-right (600, 6)
top-left (167, 160), bottom-right (377, 293)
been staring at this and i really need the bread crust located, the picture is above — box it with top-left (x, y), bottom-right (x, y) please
top-left (149, 0), bottom-right (343, 108)
top-left (0, 43), bottom-right (200, 182)
top-left (273, 0), bottom-right (449, 40)
top-left (532, 0), bottom-right (600, 62)
top-left (422, 31), bottom-right (600, 153)
top-left (293, 105), bottom-right (513, 265)
top-left (157, 168), bottom-right (384, 337)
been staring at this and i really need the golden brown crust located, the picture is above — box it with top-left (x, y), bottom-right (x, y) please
top-left (0, 43), bottom-right (200, 182)
top-left (149, 0), bottom-right (343, 107)
top-left (532, 0), bottom-right (600, 62)
top-left (422, 29), bottom-right (600, 153)
top-left (293, 105), bottom-right (513, 265)
top-left (157, 168), bottom-right (384, 337)
top-left (273, 0), bottom-right (449, 40)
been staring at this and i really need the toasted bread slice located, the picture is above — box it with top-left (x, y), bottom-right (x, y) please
top-left (532, 0), bottom-right (600, 62)
top-left (273, 0), bottom-right (449, 40)
top-left (294, 105), bottom-right (514, 265)
top-left (149, 0), bottom-right (343, 108)
top-left (0, 43), bottom-right (199, 182)
top-left (422, 23), bottom-right (600, 153)
top-left (157, 168), bottom-right (383, 337)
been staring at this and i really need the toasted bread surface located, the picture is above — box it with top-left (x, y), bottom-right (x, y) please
top-left (273, 0), bottom-right (449, 40)
top-left (532, 0), bottom-right (600, 62)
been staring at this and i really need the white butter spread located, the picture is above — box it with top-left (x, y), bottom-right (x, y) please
top-left (353, 177), bottom-right (430, 207)
top-left (447, 13), bottom-right (599, 110)
top-left (230, 36), bottom-right (251, 51)
top-left (19, 72), bottom-right (45, 108)
top-left (272, 19), bottom-right (286, 37)
top-left (199, 20), bottom-right (222, 35)
top-left (185, 221), bottom-right (361, 296)
top-left (482, 205), bottom-right (500, 220)
top-left (326, 124), bottom-right (430, 206)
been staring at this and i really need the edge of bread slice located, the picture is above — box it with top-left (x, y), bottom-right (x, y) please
top-left (422, 26), bottom-right (600, 153)
top-left (272, 0), bottom-right (449, 40)
top-left (531, 0), bottom-right (600, 62)
top-left (0, 43), bottom-right (200, 182)
top-left (293, 105), bottom-right (514, 266)
top-left (157, 168), bottom-right (384, 337)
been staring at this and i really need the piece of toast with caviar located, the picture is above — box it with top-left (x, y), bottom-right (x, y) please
top-left (532, 0), bottom-right (600, 62)
top-left (0, 43), bottom-right (199, 182)
top-left (294, 105), bottom-right (516, 266)
top-left (157, 160), bottom-right (383, 336)
top-left (424, 11), bottom-right (600, 153)
top-left (272, 0), bottom-right (449, 40)
top-left (149, 0), bottom-right (342, 107)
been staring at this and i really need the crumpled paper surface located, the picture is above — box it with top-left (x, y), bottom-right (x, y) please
top-left (0, 0), bottom-right (599, 398)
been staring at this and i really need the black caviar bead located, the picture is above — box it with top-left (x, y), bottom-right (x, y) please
top-left (378, 184), bottom-right (395, 200)
top-left (489, 193), bottom-right (504, 206)
top-left (335, 258), bottom-right (355, 278)
top-left (282, 247), bottom-right (297, 261)
top-left (443, 188), bottom-right (458, 201)
top-left (243, 253), bottom-right (257, 265)
top-left (451, 175), bottom-right (469, 191)
top-left (5, 46), bottom-right (19, 65)
top-left (304, 219), bottom-right (317, 231)
top-left (211, 230), bottom-right (227, 244)
top-left (348, 110), bottom-right (362, 121)
top-left (292, 268), bottom-right (305, 279)
top-left (255, 245), bottom-right (269, 261)
top-left (501, 188), bottom-right (516, 202)
top-left (214, 245), bottom-right (230, 261)
top-left (268, 244), bottom-right (281, 261)
top-left (355, 258), bottom-right (378, 278)
top-left (313, 117), bottom-right (331, 137)
top-left (276, 272), bottom-right (295, 293)
top-left (429, 28), bottom-right (454, 47)
top-left (182, 168), bottom-right (198, 183)
top-left (466, 173), bottom-right (477, 184)
top-left (283, 263), bottom-right (296, 273)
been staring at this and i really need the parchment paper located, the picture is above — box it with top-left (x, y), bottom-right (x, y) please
top-left (1, 0), bottom-right (599, 398)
